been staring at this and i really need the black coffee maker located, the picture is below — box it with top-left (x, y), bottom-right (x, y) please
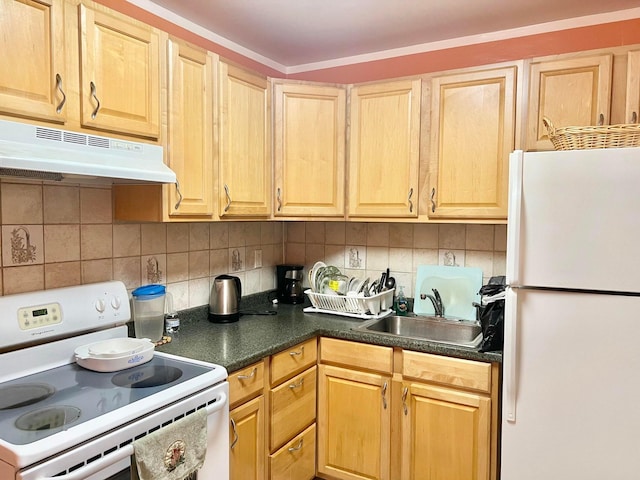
top-left (276, 264), bottom-right (305, 304)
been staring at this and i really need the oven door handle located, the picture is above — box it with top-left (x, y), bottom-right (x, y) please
top-left (35, 395), bottom-right (227, 480)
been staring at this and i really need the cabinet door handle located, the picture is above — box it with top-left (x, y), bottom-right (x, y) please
top-left (55, 73), bottom-right (66, 114)
top-left (632, 111), bottom-right (638, 124)
top-left (381, 381), bottom-right (388, 410)
top-left (224, 184), bottom-right (232, 212)
top-left (89, 81), bottom-right (101, 119)
top-left (288, 378), bottom-right (304, 389)
top-left (408, 188), bottom-right (414, 213)
top-left (174, 180), bottom-right (183, 210)
top-left (430, 188), bottom-right (436, 213)
top-left (402, 386), bottom-right (408, 416)
top-left (289, 346), bottom-right (304, 356)
top-left (288, 438), bottom-right (303, 452)
top-left (276, 187), bottom-right (282, 212)
top-left (230, 418), bottom-right (239, 449)
top-left (597, 113), bottom-right (604, 126)
top-left (237, 367), bottom-right (257, 380)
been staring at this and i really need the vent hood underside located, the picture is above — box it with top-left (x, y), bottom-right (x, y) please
top-left (0, 119), bottom-right (176, 184)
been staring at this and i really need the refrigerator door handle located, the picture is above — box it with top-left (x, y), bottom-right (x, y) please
top-left (506, 150), bottom-right (524, 285)
top-left (505, 287), bottom-right (518, 422)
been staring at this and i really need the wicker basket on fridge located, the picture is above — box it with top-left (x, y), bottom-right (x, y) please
top-left (542, 116), bottom-right (640, 150)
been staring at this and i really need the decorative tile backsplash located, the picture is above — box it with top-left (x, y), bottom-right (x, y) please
top-left (0, 181), bottom-right (283, 310)
top-left (284, 222), bottom-right (507, 298)
top-left (0, 180), bottom-right (507, 310)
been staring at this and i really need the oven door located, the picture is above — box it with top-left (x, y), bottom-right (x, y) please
top-left (17, 382), bottom-right (229, 480)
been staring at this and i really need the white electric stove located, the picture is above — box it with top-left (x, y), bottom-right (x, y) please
top-left (0, 281), bottom-right (229, 480)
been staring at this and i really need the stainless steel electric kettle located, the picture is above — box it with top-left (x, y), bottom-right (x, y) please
top-left (208, 274), bottom-right (241, 323)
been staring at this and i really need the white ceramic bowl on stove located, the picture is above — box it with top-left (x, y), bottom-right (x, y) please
top-left (75, 338), bottom-right (155, 372)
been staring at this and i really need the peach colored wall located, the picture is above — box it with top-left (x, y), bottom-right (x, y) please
top-left (288, 18), bottom-right (640, 83)
top-left (91, 2), bottom-right (640, 84)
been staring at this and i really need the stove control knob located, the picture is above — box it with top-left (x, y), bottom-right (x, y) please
top-left (95, 299), bottom-right (106, 313)
top-left (111, 295), bottom-right (122, 310)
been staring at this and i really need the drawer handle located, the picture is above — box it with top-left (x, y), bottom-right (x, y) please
top-left (289, 346), bottom-right (304, 356)
top-left (288, 438), bottom-right (303, 453)
top-left (289, 378), bottom-right (304, 389)
top-left (402, 386), bottom-right (408, 416)
top-left (230, 418), bottom-right (239, 449)
top-left (237, 367), bottom-right (257, 380)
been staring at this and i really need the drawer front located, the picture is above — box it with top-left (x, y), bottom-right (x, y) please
top-left (270, 338), bottom-right (317, 386)
top-left (229, 361), bottom-right (265, 407)
top-left (402, 350), bottom-right (492, 393)
top-left (269, 423), bottom-right (316, 480)
top-left (270, 366), bottom-right (317, 452)
top-left (320, 337), bottom-right (393, 374)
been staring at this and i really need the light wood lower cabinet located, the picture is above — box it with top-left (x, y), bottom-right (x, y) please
top-left (230, 395), bottom-right (265, 480)
top-left (267, 339), bottom-right (317, 480)
top-left (317, 338), bottom-right (499, 480)
top-left (317, 338), bottom-right (393, 480)
top-left (401, 382), bottom-right (491, 480)
top-left (317, 364), bottom-right (391, 480)
top-left (270, 424), bottom-right (316, 480)
top-left (229, 361), bottom-right (266, 480)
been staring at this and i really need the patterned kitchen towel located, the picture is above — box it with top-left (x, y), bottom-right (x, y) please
top-left (132, 408), bottom-right (207, 480)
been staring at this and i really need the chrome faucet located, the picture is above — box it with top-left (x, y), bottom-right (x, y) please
top-left (425, 288), bottom-right (445, 317)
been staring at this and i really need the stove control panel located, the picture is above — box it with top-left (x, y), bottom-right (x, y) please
top-left (18, 302), bottom-right (62, 330)
top-left (0, 281), bottom-right (131, 350)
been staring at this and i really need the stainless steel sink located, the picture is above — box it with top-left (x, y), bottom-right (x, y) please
top-left (352, 314), bottom-right (483, 348)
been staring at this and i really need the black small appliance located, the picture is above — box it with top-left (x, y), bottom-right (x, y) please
top-left (276, 264), bottom-right (305, 304)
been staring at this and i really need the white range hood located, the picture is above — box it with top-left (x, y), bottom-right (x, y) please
top-left (0, 119), bottom-right (176, 184)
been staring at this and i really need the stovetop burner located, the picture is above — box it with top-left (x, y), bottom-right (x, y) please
top-left (15, 405), bottom-right (81, 431)
top-left (111, 365), bottom-right (182, 388)
top-left (0, 383), bottom-right (56, 410)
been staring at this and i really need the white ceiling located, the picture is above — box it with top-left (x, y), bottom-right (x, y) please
top-left (130, 0), bottom-right (640, 72)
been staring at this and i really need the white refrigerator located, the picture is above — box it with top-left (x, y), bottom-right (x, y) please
top-left (502, 148), bottom-right (640, 480)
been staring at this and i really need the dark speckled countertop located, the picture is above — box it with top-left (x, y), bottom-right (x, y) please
top-left (155, 293), bottom-right (502, 373)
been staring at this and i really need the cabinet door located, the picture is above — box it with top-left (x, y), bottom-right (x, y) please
top-left (526, 54), bottom-right (612, 150)
top-left (218, 63), bottom-right (271, 217)
top-left (0, 0), bottom-right (67, 123)
top-left (273, 82), bottom-right (346, 217)
top-left (79, 3), bottom-right (160, 138)
top-left (348, 79), bottom-right (421, 218)
top-left (317, 364), bottom-right (391, 480)
top-left (166, 38), bottom-right (215, 219)
top-left (230, 396), bottom-right (265, 480)
top-left (625, 50), bottom-right (640, 124)
top-left (429, 66), bottom-right (517, 219)
top-left (401, 382), bottom-right (491, 480)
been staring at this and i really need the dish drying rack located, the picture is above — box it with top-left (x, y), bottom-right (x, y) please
top-left (303, 288), bottom-right (395, 319)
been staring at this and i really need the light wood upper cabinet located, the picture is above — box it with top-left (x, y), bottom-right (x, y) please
top-left (429, 65), bottom-right (517, 219)
top-left (218, 62), bottom-right (271, 217)
top-left (78, 3), bottom-right (160, 138)
top-left (0, 0), bottom-right (67, 123)
top-left (113, 37), bottom-right (216, 222)
top-left (273, 82), bottom-right (346, 217)
top-left (401, 382), bottom-right (491, 480)
top-left (526, 53), bottom-right (613, 150)
top-left (165, 37), bottom-right (216, 219)
top-left (626, 50), bottom-right (640, 124)
top-left (348, 79), bottom-right (421, 218)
